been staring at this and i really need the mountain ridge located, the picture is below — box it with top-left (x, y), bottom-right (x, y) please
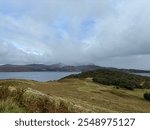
top-left (0, 64), bottom-right (150, 73)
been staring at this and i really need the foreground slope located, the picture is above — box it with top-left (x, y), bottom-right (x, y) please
top-left (0, 78), bottom-right (150, 113)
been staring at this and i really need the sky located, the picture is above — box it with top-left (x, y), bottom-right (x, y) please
top-left (0, 0), bottom-right (150, 69)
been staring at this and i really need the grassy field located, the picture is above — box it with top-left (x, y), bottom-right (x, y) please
top-left (0, 77), bottom-right (150, 113)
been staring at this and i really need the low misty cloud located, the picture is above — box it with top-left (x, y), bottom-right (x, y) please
top-left (0, 0), bottom-right (150, 69)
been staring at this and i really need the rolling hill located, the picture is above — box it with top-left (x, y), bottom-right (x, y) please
top-left (65, 69), bottom-right (150, 90)
top-left (0, 64), bottom-right (150, 73)
top-left (0, 64), bottom-right (100, 72)
top-left (0, 68), bottom-right (150, 113)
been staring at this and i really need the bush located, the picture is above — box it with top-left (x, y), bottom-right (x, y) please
top-left (144, 93), bottom-right (150, 101)
top-left (93, 77), bottom-right (135, 90)
top-left (0, 86), bottom-right (9, 99)
top-left (0, 98), bottom-right (27, 113)
top-left (93, 77), bottom-right (112, 85)
top-left (143, 82), bottom-right (150, 89)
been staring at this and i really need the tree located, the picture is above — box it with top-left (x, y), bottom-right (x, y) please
top-left (144, 93), bottom-right (150, 101)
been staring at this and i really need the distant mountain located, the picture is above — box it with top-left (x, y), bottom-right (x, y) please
top-left (0, 64), bottom-right (101, 72)
top-left (0, 63), bottom-right (150, 73)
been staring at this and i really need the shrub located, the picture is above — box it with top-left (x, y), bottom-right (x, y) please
top-left (144, 93), bottom-right (150, 101)
top-left (143, 82), bottom-right (150, 89)
top-left (0, 98), bottom-right (27, 113)
top-left (0, 86), bottom-right (9, 99)
top-left (93, 77), bottom-right (135, 90)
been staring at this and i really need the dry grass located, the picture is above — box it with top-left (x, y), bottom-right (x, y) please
top-left (0, 80), bottom-right (92, 113)
top-left (0, 78), bottom-right (150, 112)
top-left (0, 98), bottom-right (27, 113)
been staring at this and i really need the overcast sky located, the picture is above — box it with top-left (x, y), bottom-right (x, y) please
top-left (0, 0), bottom-right (150, 69)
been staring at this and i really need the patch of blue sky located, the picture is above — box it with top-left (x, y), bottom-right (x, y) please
top-left (52, 15), bottom-right (70, 30)
top-left (55, 31), bottom-right (64, 41)
top-left (0, 3), bottom-right (29, 19)
top-left (51, 18), bottom-right (71, 41)
top-left (1, 26), bottom-right (17, 34)
top-left (79, 18), bottom-right (96, 40)
top-left (42, 35), bottom-right (51, 42)
top-left (108, 0), bottom-right (121, 6)
top-left (50, 17), bottom-right (96, 42)
top-left (0, 26), bottom-right (27, 41)
top-left (0, 38), bottom-right (21, 48)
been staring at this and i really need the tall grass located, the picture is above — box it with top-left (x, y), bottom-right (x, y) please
top-left (0, 98), bottom-right (27, 113)
top-left (0, 83), bottom-right (90, 113)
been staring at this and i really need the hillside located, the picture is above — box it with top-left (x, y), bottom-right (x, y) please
top-left (0, 64), bottom-right (100, 72)
top-left (0, 78), bottom-right (150, 113)
top-left (0, 64), bottom-right (150, 73)
top-left (65, 69), bottom-right (150, 90)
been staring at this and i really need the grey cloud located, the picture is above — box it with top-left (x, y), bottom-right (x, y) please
top-left (83, 0), bottom-right (150, 58)
top-left (0, 0), bottom-right (150, 69)
top-left (0, 40), bottom-right (52, 64)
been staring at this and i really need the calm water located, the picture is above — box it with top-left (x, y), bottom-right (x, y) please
top-left (0, 72), bottom-right (80, 82)
top-left (134, 73), bottom-right (150, 77)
